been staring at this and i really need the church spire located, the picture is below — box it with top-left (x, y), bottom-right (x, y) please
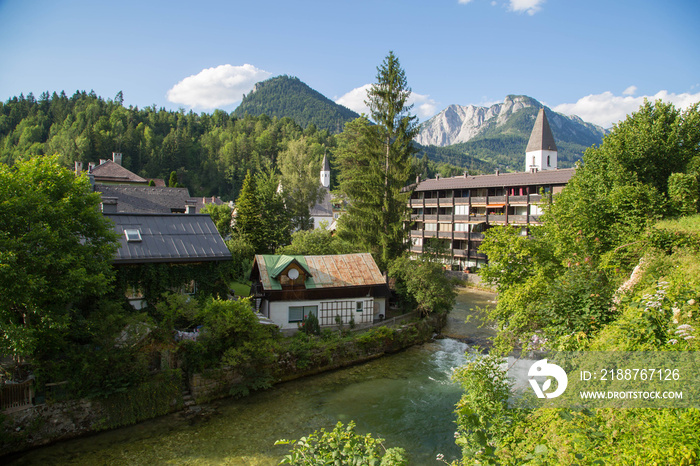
top-left (525, 108), bottom-right (558, 172)
top-left (320, 152), bottom-right (331, 188)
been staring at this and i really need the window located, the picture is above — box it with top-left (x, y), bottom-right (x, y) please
top-left (124, 229), bottom-right (142, 242)
top-left (547, 155), bottom-right (551, 167)
top-left (289, 305), bottom-right (318, 323)
top-left (356, 302), bottom-right (363, 312)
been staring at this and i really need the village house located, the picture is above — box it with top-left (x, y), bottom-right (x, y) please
top-left (408, 108), bottom-right (575, 270)
top-left (104, 210), bottom-right (232, 309)
top-left (250, 253), bottom-right (390, 332)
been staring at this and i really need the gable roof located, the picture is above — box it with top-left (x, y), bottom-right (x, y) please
top-left (414, 167), bottom-right (575, 192)
top-left (105, 213), bottom-right (231, 264)
top-left (98, 185), bottom-right (193, 213)
top-left (310, 188), bottom-right (333, 217)
top-left (90, 160), bottom-right (148, 184)
top-left (253, 253), bottom-right (386, 291)
top-left (526, 108), bottom-right (558, 152)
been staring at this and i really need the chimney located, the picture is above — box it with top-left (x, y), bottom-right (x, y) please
top-left (463, 171), bottom-right (468, 178)
top-left (416, 175), bottom-right (420, 184)
top-left (88, 162), bottom-right (96, 172)
top-left (75, 161), bottom-right (83, 176)
top-left (101, 197), bottom-right (118, 213)
top-left (112, 152), bottom-right (122, 165)
top-left (495, 168), bottom-right (500, 176)
top-left (99, 159), bottom-right (107, 165)
top-left (185, 199), bottom-right (197, 214)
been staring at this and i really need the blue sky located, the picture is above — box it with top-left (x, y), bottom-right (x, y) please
top-left (1, 0), bottom-right (698, 128)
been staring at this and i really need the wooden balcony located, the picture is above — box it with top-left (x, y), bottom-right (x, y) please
top-left (423, 230), bottom-right (438, 238)
top-left (530, 194), bottom-right (543, 203)
top-left (438, 197), bottom-right (454, 207)
top-left (452, 249), bottom-right (467, 257)
top-left (409, 199), bottom-right (423, 208)
top-left (469, 215), bottom-right (487, 222)
top-left (508, 215), bottom-right (528, 223)
top-left (470, 233), bottom-right (485, 240)
top-left (529, 215), bottom-right (543, 223)
top-left (470, 196), bottom-right (487, 205)
top-left (410, 230), bottom-right (422, 237)
top-left (489, 215), bottom-right (507, 224)
top-left (508, 195), bottom-right (528, 204)
top-left (410, 246), bottom-right (423, 254)
top-left (438, 232), bottom-right (453, 239)
top-left (423, 199), bottom-right (438, 207)
top-left (489, 195), bottom-right (506, 204)
top-left (453, 231), bottom-right (469, 240)
top-left (454, 215), bottom-right (470, 222)
top-left (424, 215), bottom-right (437, 222)
top-left (454, 197), bottom-right (470, 205)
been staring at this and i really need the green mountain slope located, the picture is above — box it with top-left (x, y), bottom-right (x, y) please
top-left (233, 75), bottom-right (360, 134)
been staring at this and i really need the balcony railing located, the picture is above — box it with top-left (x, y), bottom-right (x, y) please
top-left (453, 215), bottom-right (469, 222)
top-left (453, 231), bottom-right (469, 239)
top-left (469, 215), bottom-right (487, 222)
top-left (423, 199), bottom-right (438, 207)
top-left (423, 215), bottom-right (437, 222)
top-left (438, 232), bottom-right (452, 238)
top-left (423, 230), bottom-right (438, 238)
top-left (508, 215), bottom-right (528, 223)
top-left (509, 195), bottom-right (528, 204)
top-left (454, 197), bottom-right (470, 205)
top-left (452, 249), bottom-right (467, 257)
top-left (489, 195), bottom-right (506, 204)
top-left (470, 233), bottom-right (485, 240)
top-left (470, 196), bottom-right (487, 205)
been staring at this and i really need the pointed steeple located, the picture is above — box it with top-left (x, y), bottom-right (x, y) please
top-left (526, 108), bottom-right (557, 152)
top-left (525, 108), bottom-right (558, 171)
top-left (320, 152), bottom-right (331, 188)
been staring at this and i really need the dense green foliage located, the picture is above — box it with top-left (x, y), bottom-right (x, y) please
top-left (451, 101), bottom-right (700, 465)
top-left (389, 255), bottom-right (456, 317)
top-left (276, 421), bottom-right (407, 465)
top-left (233, 169), bottom-right (291, 254)
top-left (276, 227), bottom-right (358, 256)
top-left (233, 75), bottom-right (360, 134)
top-left (0, 156), bottom-right (118, 358)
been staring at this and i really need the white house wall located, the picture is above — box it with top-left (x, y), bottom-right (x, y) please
top-left (268, 297), bottom-right (386, 330)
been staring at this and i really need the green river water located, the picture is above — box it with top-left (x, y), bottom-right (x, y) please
top-left (9, 289), bottom-right (496, 466)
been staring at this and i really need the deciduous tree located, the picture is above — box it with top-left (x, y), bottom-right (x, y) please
top-left (0, 156), bottom-right (118, 358)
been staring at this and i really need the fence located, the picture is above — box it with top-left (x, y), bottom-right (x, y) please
top-left (1, 379), bottom-right (34, 412)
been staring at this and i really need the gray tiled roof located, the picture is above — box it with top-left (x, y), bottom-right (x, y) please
top-left (414, 168), bottom-right (575, 191)
top-left (105, 213), bottom-right (232, 264)
top-left (310, 188), bottom-right (333, 217)
top-left (526, 108), bottom-right (558, 152)
top-left (90, 160), bottom-right (148, 183)
top-left (98, 185), bottom-right (193, 213)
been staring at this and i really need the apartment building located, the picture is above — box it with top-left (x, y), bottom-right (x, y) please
top-left (408, 108), bottom-right (575, 270)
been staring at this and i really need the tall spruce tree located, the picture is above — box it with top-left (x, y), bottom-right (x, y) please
top-left (336, 51), bottom-right (418, 269)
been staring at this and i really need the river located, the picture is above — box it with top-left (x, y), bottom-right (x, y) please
top-left (9, 288), bottom-right (496, 465)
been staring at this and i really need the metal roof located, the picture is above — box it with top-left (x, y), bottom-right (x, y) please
top-left (98, 185), bottom-right (193, 213)
top-left (414, 167), bottom-right (575, 191)
top-left (105, 213), bottom-right (232, 264)
top-left (254, 253), bottom-right (386, 291)
top-left (526, 108), bottom-right (558, 152)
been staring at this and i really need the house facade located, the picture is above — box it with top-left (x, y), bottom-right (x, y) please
top-left (250, 253), bottom-right (390, 331)
top-left (408, 108), bottom-right (575, 270)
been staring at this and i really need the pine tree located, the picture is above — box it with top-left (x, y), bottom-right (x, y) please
top-left (337, 52), bottom-right (418, 269)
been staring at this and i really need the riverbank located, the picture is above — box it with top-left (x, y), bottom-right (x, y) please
top-left (5, 288), bottom-right (495, 465)
top-left (0, 311), bottom-right (446, 458)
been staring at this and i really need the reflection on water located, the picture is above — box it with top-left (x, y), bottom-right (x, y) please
top-left (9, 289), bottom-right (496, 466)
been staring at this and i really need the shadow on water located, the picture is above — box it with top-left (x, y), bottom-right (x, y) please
top-left (9, 288), bottom-right (496, 466)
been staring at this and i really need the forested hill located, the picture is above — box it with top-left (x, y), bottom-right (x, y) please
top-left (233, 75), bottom-right (360, 134)
top-left (0, 90), bottom-right (474, 203)
top-left (0, 90), bottom-right (337, 201)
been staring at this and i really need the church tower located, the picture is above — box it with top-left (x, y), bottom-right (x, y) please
top-left (320, 153), bottom-right (331, 188)
top-left (525, 108), bottom-right (558, 172)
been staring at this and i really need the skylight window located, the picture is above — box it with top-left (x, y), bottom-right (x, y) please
top-left (124, 229), bottom-right (142, 242)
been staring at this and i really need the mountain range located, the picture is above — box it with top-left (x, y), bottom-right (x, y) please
top-left (233, 76), bottom-right (607, 171)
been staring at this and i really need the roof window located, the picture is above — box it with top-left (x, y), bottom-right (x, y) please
top-left (124, 229), bottom-right (142, 242)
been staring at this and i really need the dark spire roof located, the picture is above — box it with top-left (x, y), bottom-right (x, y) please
top-left (321, 153), bottom-right (331, 172)
top-left (526, 108), bottom-right (557, 152)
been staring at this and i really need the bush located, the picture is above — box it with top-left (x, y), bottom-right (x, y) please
top-left (276, 421), bottom-right (407, 465)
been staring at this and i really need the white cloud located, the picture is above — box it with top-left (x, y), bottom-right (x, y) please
top-left (335, 84), bottom-right (372, 116)
top-left (508, 0), bottom-right (545, 15)
top-left (623, 85), bottom-right (637, 96)
top-left (553, 89), bottom-right (700, 128)
top-left (166, 64), bottom-right (272, 109)
top-left (335, 85), bottom-right (438, 121)
top-left (458, 0), bottom-right (475, 3)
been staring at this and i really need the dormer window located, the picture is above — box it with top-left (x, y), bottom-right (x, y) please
top-left (124, 229), bottom-right (142, 242)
